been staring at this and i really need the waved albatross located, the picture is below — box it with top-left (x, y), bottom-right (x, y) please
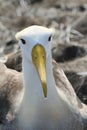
top-left (15, 25), bottom-right (87, 130)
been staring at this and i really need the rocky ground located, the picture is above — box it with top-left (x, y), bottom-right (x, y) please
top-left (0, 0), bottom-right (87, 104)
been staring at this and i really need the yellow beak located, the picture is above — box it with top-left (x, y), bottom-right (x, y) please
top-left (32, 44), bottom-right (47, 97)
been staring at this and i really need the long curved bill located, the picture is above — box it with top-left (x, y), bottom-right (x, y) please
top-left (32, 44), bottom-right (47, 97)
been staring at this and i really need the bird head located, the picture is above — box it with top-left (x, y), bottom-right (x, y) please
top-left (15, 25), bottom-right (54, 97)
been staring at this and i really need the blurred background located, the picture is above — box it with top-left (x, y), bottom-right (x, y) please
top-left (0, 0), bottom-right (87, 104)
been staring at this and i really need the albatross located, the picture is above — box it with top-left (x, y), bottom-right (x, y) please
top-left (15, 25), bottom-right (87, 130)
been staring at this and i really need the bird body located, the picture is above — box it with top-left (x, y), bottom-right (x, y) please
top-left (18, 57), bottom-right (83, 130)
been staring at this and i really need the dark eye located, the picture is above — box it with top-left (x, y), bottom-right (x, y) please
top-left (20, 39), bottom-right (26, 44)
top-left (48, 36), bottom-right (52, 41)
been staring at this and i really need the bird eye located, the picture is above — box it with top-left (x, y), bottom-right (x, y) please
top-left (20, 39), bottom-right (26, 44)
top-left (48, 36), bottom-right (52, 41)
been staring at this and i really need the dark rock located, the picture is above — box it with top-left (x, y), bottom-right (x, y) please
top-left (6, 40), bottom-right (17, 46)
top-left (77, 77), bottom-right (87, 104)
top-left (5, 51), bottom-right (22, 72)
top-left (77, 84), bottom-right (87, 104)
top-left (4, 40), bottom-right (18, 55)
top-left (54, 4), bottom-right (62, 9)
top-left (65, 71), bottom-right (87, 104)
top-left (78, 5), bottom-right (86, 12)
top-left (65, 71), bottom-right (85, 92)
top-left (54, 4), bottom-right (86, 12)
top-left (52, 45), bottom-right (86, 62)
top-left (28, 0), bottom-right (43, 4)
